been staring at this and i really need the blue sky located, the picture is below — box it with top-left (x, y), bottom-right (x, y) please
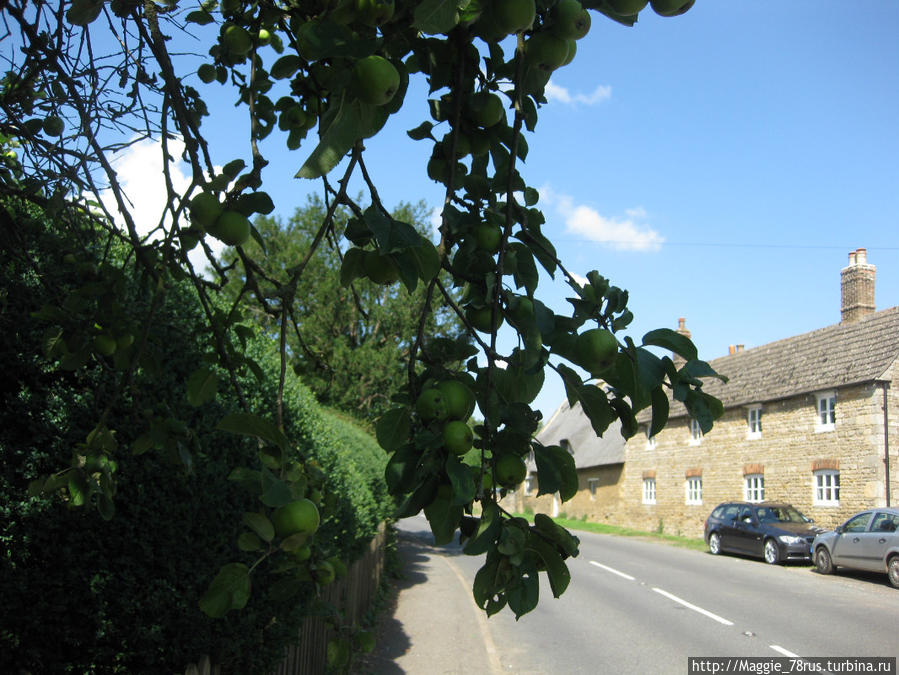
top-left (113, 2), bottom-right (899, 422)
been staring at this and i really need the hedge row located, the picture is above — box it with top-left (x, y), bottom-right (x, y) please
top-left (0, 203), bottom-right (393, 673)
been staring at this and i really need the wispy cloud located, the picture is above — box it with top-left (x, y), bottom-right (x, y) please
top-left (540, 186), bottom-right (664, 252)
top-left (545, 81), bottom-right (612, 106)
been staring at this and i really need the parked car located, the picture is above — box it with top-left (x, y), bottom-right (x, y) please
top-left (704, 501), bottom-right (823, 564)
top-left (812, 507), bottom-right (899, 587)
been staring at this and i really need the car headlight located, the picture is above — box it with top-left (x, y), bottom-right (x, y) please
top-left (778, 535), bottom-right (805, 545)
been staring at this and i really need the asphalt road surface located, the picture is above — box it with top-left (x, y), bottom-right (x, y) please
top-left (387, 514), bottom-right (899, 674)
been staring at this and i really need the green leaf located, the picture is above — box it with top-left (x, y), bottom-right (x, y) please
top-left (67, 471), bottom-right (89, 507)
top-left (642, 328), bottom-right (697, 362)
top-left (187, 366), bottom-right (219, 406)
top-left (222, 159), bottom-right (246, 179)
top-left (260, 468), bottom-right (293, 508)
top-left (410, 240), bottom-right (441, 282)
top-left (185, 10), bottom-right (215, 25)
top-left (238, 532), bottom-right (263, 552)
top-left (577, 384), bottom-right (614, 437)
top-left (384, 444), bottom-right (420, 495)
top-left (528, 535), bottom-right (571, 599)
top-left (649, 387), bottom-right (670, 438)
top-left (463, 502), bottom-right (502, 556)
top-left (507, 569), bottom-right (539, 619)
top-left (242, 512), bottom-right (275, 542)
top-left (96, 493), bottom-right (115, 521)
top-left (297, 100), bottom-right (387, 179)
top-left (445, 454), bottom-right (476, 505)
top-left (532, 444), bottom-right (578, 502)
top-left (217, 412), bottom-right (289, 451)
top-left (407, 121), bottom-right (434, 140)
top-left (533, 513), bottom-right (580, 558)
top-left (270, 55), bottom-right (303, 80)
top-left (473, 554), bottom-right (505, 615)
top-left (199, 563), bottom-right (251, 618)
top-left (413, 0), bottom-right (461, 34)
top-left (340, 247), bottom-right (367, 287)
top-left (376, 407), bottom-right (411, 452)
top-left (424, 492), bottom-right (462, 545)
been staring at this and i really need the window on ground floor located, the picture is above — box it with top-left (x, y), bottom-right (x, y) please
top-left (524, 474), bottom-right (535, 496)
top-left (813, 470), bottom-right (840, 506)
top-left (642, 477), bottom-right (656, 505)
top-left (744, 474), bottom-right (765, 502)
top-left (685, 476), bottom-right (702, 505)
top-left (587, 477), bottom-right (599, 499)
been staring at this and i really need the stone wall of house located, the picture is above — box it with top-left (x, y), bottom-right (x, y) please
top-left (508, 464), bottom-right (624, 522)
top-left (620, 377), bottom-right (899, 539)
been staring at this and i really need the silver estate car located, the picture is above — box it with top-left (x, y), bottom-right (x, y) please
top-left (812, 507), bottom-right (899, 587)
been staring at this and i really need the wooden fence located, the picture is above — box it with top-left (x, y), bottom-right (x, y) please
top-left (185, 523), bottom-right (389, 675)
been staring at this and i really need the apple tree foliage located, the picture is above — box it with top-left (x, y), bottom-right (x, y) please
top-left (0, 0), bottom-right (722, 621)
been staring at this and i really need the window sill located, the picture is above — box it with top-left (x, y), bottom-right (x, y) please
top-left (815, 425), bottom-right (835, 434)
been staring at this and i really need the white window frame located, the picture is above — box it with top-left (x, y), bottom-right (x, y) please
top-left (747, 405), bottom-right (762, 440)
top-left (646, 429), bottom-right (657, 449)
top-left (524, 475), bottom-right (535, 496)
top-left (642, 478), bottom-right (656, 505)
top-left (587, 477), bottom-right (599, 500)
top-left (744, 474), bottom-right (765, 502)
top-left (813, 470), bottom-right (840, 506)
top-left (815, 391), bottom-right (836, 432)
top-left (689, 418), bottom-right (703, 446)
top-left (685, 477), bottom-right (702, 505)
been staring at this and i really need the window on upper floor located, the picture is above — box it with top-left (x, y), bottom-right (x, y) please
top-left (815, 391), bottom-right (836, 432)
top-left (642, 477), bottom-right (656, 505)
top-left (813, 470), bottom-right (840, 506)
top-left (689, 418), bottom-right (703, 445)
top-left (744, 474), bottom-right (765, 502)
top-left (747, 406), bottom-right (762, 440)
top-left (646, 428), bottom-right (657, 449)
top-left (685, 477), bottom-right (702, 505)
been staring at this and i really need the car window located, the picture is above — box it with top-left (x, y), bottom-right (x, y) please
top-left (871, 512), bottom-right (899, 533)
top-left (739, 507), bottom-right (754, 522)
top-left (843, 512), bottom-right (872, 533)
top-left (721, 505), bottom-right (739, 520)
top-left (760, 506), bottom-right (808, 523)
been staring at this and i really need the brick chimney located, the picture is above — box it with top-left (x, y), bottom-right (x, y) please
top-left (673, 317), bottom-right (691, 368)
top-left (841, 248), bottom-right (876, 323)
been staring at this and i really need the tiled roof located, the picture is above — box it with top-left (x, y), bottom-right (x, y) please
top-left (661, 306), bottom-right (899, 420)
top-left (533, 397), bottom-right (626, 470)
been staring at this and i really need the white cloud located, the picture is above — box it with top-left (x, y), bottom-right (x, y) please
top-left (540, 186), bottom-right (664, 252)
top-left (570, 272), bottom-right (588, 287)
top-left (99, 137), bottom-right (225, 272)
top-left (545, 81), bottom-right (612, 106)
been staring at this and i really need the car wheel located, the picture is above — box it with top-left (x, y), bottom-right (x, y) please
top-left (708, 532), bottom-right (721, 555)
top-left (888, 556), bottom-right (899, 589)
top-left (815, 546), bottom-right (833, 575)
top-left (764, 538), bottom-right (780, 564)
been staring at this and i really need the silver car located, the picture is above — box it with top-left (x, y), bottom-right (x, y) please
top-left (812, 507), bottom-right (899, 587)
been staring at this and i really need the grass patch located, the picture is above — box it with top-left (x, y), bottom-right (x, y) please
top-left (514, 513), bottom-right (707, 552)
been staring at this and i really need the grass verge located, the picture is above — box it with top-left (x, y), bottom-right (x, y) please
top-left (514, 513), bottom-right (707, 552)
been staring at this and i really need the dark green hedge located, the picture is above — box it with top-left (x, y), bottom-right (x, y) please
top-left (0, 204), bottom-right (391, 673)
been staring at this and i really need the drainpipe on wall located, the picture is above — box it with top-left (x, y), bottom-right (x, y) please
top-left (882, 381), bottom-right (891, 507)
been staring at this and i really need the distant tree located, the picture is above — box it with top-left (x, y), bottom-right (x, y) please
top-left (224, 195), bottom-right (467, 423)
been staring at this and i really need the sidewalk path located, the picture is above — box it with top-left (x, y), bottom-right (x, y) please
top-left (352, 515), bottom-right (504, 675)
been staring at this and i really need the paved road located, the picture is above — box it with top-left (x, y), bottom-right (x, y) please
top-left (357, 515), bottom-right (899, 674)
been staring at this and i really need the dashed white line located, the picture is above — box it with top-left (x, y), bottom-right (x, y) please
top-left (589, 560), bottom-right (636, 581)
top-left (651, 587), bottom-right (734, 626)
top-left (770, 645), bottom-right (800, 657)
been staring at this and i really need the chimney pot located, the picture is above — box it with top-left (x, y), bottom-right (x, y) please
top-left (737, 344), bottom-right (744, 353)
top-left (856, 248), bottom-right (867, 265)
top-left (841, 248), bottom-right (876, 323)
top-left (729, 345), bottom-right (735, 355)
top-left (848, 251), bottom-right (857, 265)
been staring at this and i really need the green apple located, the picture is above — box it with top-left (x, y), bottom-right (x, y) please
top-left (492, 0), bottom-right (536, 35)
top-left (197, 63), bottom-right (217, 83)
top-left (416, 387), bottom-right (449, 422)
top-left (575, 327), bottom-right (618, 374)
top-left (223, 24), bottom-right (253, 56)
top-left (443, 420), bottom-right (473, 455)
top-left (551, 0), bottom-right (591, 40)
top-left (315, 559), bottom-right (336, 585)
top-left (189, 191), bottom-right (222, 229)
top-left (561, 38), bottom-right (577, 67)
top-left (208, 210), bottom-right (251, 246)
top-left (356, 0), bottom-right (395, 26)
top-left (467, 91), bottom-right (505, 128)
top-left (257, 28), bottom-right (271, 45)
top-left (43, 115), bottom-right (65, 137)
top-left (363, 250), bottom-right (399, 284)
top-left (436, 379), bottom-right (476, 420)
top-left (271, 498), bottom-right (320, 538)
top-left (92, 334), bottom-right (117, 357)
top-left (650, 0), bottom-right (694, 16)
top-left (465, 304), bottom-right (503, 334)
top-left (495, 453), bottom-right (527, 488)
top-left (507, 295), bottom-right (534, 324)
top-left (473, 223), bottom-right (502, 253)
top-left (525, 32), bottom-right (571, 73)
top-left (352, 55), bottom-right (400, 106)
top-left (606, 0), bottom-right (649, 15)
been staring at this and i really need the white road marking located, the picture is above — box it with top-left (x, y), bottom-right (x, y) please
top-left (651, 587), bottom-right (734, 626)
top-left (770, 645), bottom-right (800, 657)
top-left (589, 560), bottom-right (636, 581)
